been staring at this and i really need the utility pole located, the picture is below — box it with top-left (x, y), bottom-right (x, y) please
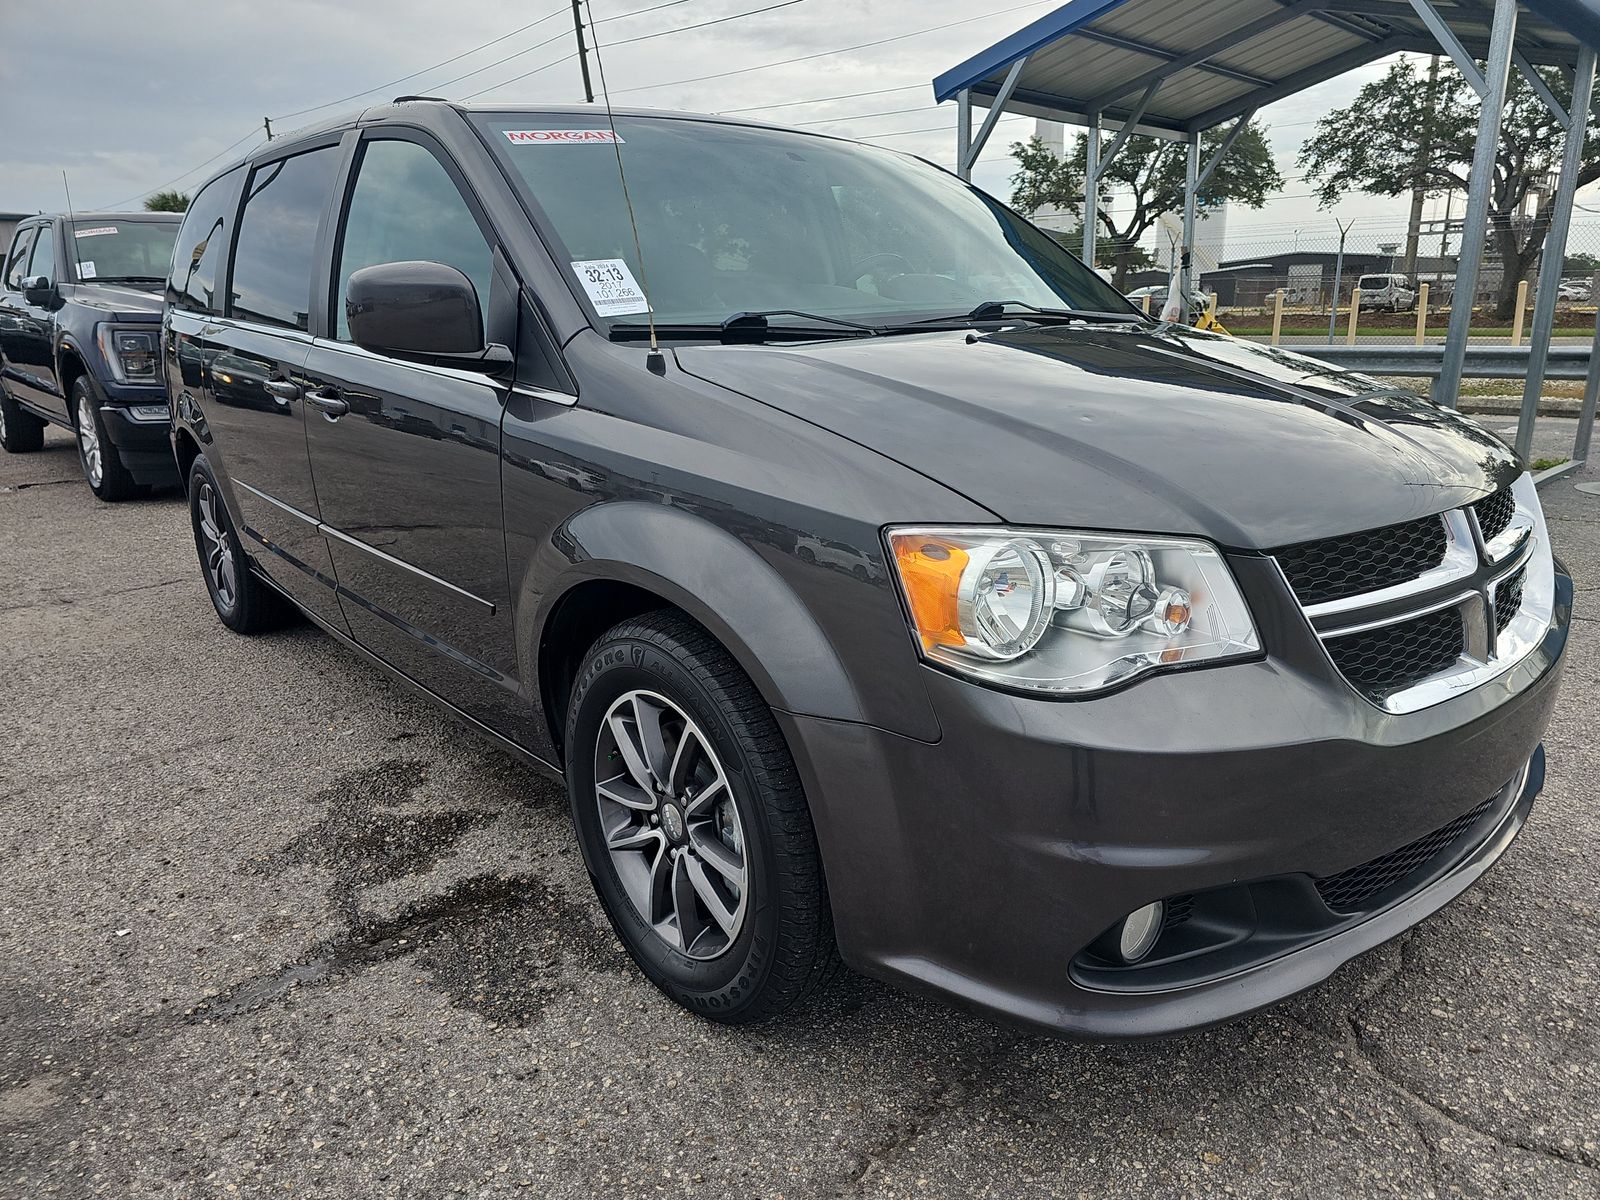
top-left (1403, 54), bottom-right (1441, 279)
top-left (263, 117), bottom-right (273, 141)
top-left (573, 0), bottom-right (594, 103)
top-left (1327, 217), bottom-right (1355, 344)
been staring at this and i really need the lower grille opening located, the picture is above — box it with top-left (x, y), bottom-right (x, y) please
top-left (1325, 607), bottom-right (1465, 703)
top-left (1314, 792), bottom-right (1501, 913)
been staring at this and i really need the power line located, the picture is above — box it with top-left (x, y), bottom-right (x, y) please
top-left (604, 0), bottom-right (811, 50)
top-left (794, 103), bottom-right (937, 127)
top-left (272, 4), bottom-right (571, 122)
top-left (718, 84), bottom-right (926, 115)
top-left (608, 0), bottom-right (1055, 97)
top-left (99, 129), bottom-right (262, 209)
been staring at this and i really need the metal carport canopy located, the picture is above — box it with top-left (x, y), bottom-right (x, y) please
top-left (931, 0), bottom-right (1590, 138)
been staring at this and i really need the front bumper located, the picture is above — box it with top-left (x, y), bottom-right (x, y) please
top-left (782, 561), bottom-right (1571, 1039)
top-left (98, 394), bottom-right (179, 486)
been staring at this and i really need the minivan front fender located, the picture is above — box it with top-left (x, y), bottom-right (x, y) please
top-left (518, 500), bottom-right (930, 762)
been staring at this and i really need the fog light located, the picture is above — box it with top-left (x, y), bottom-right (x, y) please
top-left (1117, 901), bottom-right (1165, 963)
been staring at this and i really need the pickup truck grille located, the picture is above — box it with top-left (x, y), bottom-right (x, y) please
top-left (1323, 608), bottom-right (1465, 704)
top-left (1275, 515), bottom-right (1447, 605)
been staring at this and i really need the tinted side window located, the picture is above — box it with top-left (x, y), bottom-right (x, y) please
top-left (168, 167), bottom-right (242, 315)
top-left (230, 147), bottom-right (340, 330)
top-left (334, 139), bottom-right (492, 341)
top-left (27, 225), bottom-right (55, 284)
top-left (4, 228), bottom-right (35, 290)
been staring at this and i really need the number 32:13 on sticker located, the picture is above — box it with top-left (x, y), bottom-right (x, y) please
top-left (570, 258), bottom-right (650, 317)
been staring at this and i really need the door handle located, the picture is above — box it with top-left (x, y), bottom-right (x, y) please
top-left (306, 388), bottom-right (349, 418)
top-left (264, 379), bottom-right (301, 402)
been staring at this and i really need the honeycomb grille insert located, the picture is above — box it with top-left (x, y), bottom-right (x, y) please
top-left (1474, 488), bottom-right (1517, 544)
top-left (1324, 607), bottom-right (1465, 703)
top-left (1275, 515), bottom-right (1448, 605)
top-left (1315, 792), bottom-right (1501, 912)
top-left (1494, 565), bottom-right (1527, 637)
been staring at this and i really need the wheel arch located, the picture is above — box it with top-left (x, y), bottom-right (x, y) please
top-left (525, 502), bottom-right (866, 765)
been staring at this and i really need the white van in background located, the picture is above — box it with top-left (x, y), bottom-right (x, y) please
top-left (1357, 273), bottom-right (1418, 311)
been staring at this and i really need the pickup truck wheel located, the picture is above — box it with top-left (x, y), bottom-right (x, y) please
top-left (565, 611), bottom-right (840, 1024)
top-left (72, 378), bottom-right (141, 501)
top-left (0, 388), bottom-right (46, 452)
top-left (187, 454), bottom-right (291, 634)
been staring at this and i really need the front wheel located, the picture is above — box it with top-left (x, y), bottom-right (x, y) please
top-left (72, 377), bottom-right (140, 501)
top-left (565, 611), bottom-right (840, 1023)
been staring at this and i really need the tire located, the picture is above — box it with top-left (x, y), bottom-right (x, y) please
top-left (565, 610), bottom-right (840, 1024)
top-left (187, 454), bottom-right (291, 634)
top-left (796, 546), bottom-right (816, 565)
top-left (71, 376), bottom-right (141, 501)
top-left (0, 386), bottom-right (46, 453)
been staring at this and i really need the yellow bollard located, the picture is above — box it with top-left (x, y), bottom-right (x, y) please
top-left (1141, 293), bottom-right (1151, 316)
top-left (1415, 283), bottom-right (1429, 345)
top-left (1511, 279), bottom-right (1529, 345)
top-left (1347, 288), bottom-right (1362, 345)
top-left (1270, 288), bottom-right (1285, 346)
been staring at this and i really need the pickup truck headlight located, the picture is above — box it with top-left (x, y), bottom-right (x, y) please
top-left (96, 325), bottom-right (159, 383)
top-left (887, 527), bottom-right (1260, 694)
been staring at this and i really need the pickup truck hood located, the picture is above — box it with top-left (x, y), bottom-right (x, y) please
top-left (675, 326), bottom-right (1520, 550)
top-left (62, 282), bottom-right (164, 321)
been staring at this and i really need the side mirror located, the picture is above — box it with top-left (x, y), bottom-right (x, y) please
top-left (345, 260), bottom-right (510, 373)
top-left (22, 275), bottom-right (53, 306)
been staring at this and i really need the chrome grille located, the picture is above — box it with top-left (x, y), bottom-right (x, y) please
top-left (1324, 608), bottom-right (1465, 704)
top-left (1275, 515), bottom-right (1447, 605)
top-left (1474, 487), bottom-right (1517, 544)
top-left (1493, 565), bottom-right (1527, 637)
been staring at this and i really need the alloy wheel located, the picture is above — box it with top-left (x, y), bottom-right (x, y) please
top-left (593, 689), bottom-right (749, 960)
top-left (76, 394), bottom-right (101, 486)
top-left (195, 481), bottom-right (238, 610)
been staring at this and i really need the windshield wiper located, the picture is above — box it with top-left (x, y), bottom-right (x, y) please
top-left (92, 275), bottom-right (165, 284)
top-left (902, 300), bottom-right (1146, 327)
top-left (609, 310), bottom-right (882, 344)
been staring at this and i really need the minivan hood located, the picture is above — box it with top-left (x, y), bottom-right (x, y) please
top-left (676, 326), bottom-right (1519, 549)
top-left (63, 282), bottom-right (164, 320)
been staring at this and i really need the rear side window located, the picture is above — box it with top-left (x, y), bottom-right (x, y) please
top-left (333, 138), bottom-right (492, 341)
top-left (27, 225), bottom-right (56, 284)
top-left (169, 167), bottom-right (243, 315)
top-left (4, 228), bottom-right (35, 289)
top-left (230, 146), bottom-right (341, 331)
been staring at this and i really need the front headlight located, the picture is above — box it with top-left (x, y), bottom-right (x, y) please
top-left (887, 526), bottom-right (1260, 695)
top-left (96, 325), bottom-right (159, 383)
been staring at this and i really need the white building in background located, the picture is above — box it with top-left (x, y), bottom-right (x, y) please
top-left (1028, 121), bottom-right (1080, 236)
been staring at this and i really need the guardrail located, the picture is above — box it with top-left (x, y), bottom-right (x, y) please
top-left (1266, 342), bottom-right (1592, 380)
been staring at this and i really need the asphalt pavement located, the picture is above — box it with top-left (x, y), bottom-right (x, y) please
top-left (3, 422), bottom-right (1598, 1199)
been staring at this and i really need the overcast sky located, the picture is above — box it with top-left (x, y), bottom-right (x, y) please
top-left (4, 0), bottom-right (1586, 261)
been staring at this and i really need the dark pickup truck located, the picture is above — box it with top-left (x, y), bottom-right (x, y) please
top-left (1, 212), bottom-right (181, 499)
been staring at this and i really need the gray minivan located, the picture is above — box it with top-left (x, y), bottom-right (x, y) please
top-left (165, 99), bottom-right (1569, 1039)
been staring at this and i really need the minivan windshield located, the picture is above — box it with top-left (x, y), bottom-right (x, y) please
top-left (473, 114), bottom-right (1134, 330)
top-left (69, 219), bottom-right (179, 283)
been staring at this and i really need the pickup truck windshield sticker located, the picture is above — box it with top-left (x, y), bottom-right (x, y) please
top-left (503, 129), bottom-right (622, 145)
top-left (571, 259), bottom-right (649, 316)
top-left (74, 226), bottom-right (118, 238)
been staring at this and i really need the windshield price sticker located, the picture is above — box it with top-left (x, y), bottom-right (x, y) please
top-left (78, 261), bottom-right (98, 279)
top-left (504, 129), bottom-right (623, 145)
top-left (571, 259), bottom-right (650, 316)
top-left (74, 226), bottom-right (118, 238)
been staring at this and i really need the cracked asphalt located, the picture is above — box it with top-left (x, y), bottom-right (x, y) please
top-left (3, 422), bottom-right (1598, 1199)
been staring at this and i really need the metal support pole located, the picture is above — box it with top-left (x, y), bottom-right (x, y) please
top-left (1182, 132), bottom-right (1199, 323)
top-left (1436, 0), bottom-right (1518, 409)
top-left (1328, 220), bottom-right (1351, 344)
top-left (1517, 45), bottom-right (1595, 461)
top-left (956, 90), bottom-right (972, 181)
top-left (1083, 116), bottom-right (1100, 266)
top-left (1575, 284), bottom-right (1600, 465)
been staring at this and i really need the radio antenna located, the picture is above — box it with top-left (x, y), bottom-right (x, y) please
top-left (583, 0), bottom-right (664, 375)
top-left (62, 171), bottom-right (85, 281)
